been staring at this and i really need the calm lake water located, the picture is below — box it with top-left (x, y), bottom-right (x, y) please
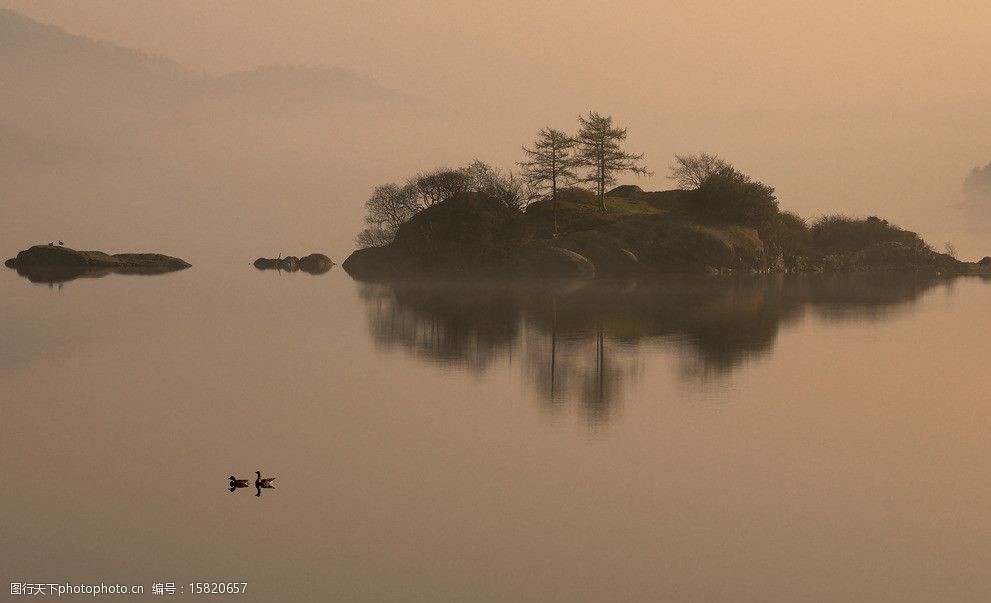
top-left (3, 260), bottom-right (991, 602)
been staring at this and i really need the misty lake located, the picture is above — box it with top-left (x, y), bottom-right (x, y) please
top-left (3, 262), bottom-right (991, 602)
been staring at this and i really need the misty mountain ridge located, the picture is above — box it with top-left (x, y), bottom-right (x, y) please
top-left (0, 7), bottom-right (422, 116)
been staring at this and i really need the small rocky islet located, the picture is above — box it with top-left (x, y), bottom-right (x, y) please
top-left (253, 253), bottom-right (335, 274)
top-left (4, 244), bottom-right (338, 282)
top-left (4, 244), bottom-right (191, 283)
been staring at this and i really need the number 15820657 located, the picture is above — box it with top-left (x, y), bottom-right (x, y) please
top-left (189, 582), bottom-right (248, 594)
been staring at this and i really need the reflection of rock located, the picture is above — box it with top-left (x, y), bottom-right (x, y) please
top-left (5, 245), bottom-right (190, 283)
top-left (358, 275), bottom-right (951, 421)
top-left (253, 253), bottom-right (334, 274)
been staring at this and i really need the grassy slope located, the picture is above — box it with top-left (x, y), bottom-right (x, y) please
top-left (525, 190), bottom-right (765, 263)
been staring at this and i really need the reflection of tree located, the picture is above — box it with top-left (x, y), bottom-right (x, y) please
top-left (522, 311), bottom-right (634, 424)
top-left (358, 280), bottom-right (523, 372)
top-left (358, 275), bottom-right (946, 422)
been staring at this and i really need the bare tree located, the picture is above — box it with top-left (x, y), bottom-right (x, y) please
top-left (668, 152), bottom-right (732, 190)
top-left (944, 241), bottom-right (958, 258)
top-left (574, 112), bottom-right (650, 212)
top-left (355, 183), bottom-right (418, 247)
top-left (520, 127), bottom-right (577, 234)
top-left (461, 160), bottom-right (528, 211)
top-left (406, 168), bottom-right (471, 207)
top-left (356, 161), bottom-right (527, 247)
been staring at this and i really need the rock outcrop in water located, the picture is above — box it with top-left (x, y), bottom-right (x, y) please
top-left (253, 253), bottom-right (334, 274)
top-left (342, 190), bottom-right (990, 280)
top-left (5, 245), bottom-right (191, 283)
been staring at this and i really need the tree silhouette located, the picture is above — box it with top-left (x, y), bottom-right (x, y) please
top-left (520, 127), bottom-right (577, 234)
top-left (668, 152), bottom-right (731, 190)
top-left (574, 112), bottom-right (650, 212)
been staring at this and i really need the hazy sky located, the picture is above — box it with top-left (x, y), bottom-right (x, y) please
top-left (3, 0), bottom-right (990, 256)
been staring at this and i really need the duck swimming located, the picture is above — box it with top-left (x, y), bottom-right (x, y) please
top-left (255, 470), bottom-right (276, 489)
top-left (228, 476), bottom-right (250, 489)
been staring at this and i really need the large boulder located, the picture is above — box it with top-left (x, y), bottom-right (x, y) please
top-left (341, 246), bottom-right (407, 280)
top-left (343, 192), bottom-right (526, 279)
top-left (112, 253), bottom-right (193, 273)
top-left (254, 256), bottom-right (299, 271)
top-left (298, 253), bottom-right (335, 274)
top-left (551, 230), bottom-right (640, 276)
top-left (594, 218), bottom-right (766, 274)
top-left (605, 184), bottom-right (643, 198)
top-left (516, 243), bottom-right (595, 278)
top-left (11, 245), bottom-right (118, 267)
top-left (391, 192), bottom-right (525, 270)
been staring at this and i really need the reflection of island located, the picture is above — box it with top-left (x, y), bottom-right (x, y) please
top-left (359, 275), bottom-right (947, 422)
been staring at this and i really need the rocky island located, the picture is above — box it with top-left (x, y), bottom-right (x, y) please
top-left (5, 244), bottom-right (191, 283)
top-left (341, 119), bottom-right (989, 281)
top-left (343, 187), bottom-right (989, 281)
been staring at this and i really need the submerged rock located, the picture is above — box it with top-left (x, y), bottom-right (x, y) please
top-left (5, 245), bottom-right (190, 283)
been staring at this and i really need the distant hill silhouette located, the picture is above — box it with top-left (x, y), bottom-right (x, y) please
top-left (0, 7), bottom-right (418, 115)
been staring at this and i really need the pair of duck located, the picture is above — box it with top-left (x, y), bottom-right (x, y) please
top-left (228, 471), bottom-right (275, 494)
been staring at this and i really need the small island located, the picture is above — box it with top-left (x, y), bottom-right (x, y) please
top-left (343, 189), bottom-right (991, 280)
top-left (343, 114), bottom-right (990, 280)
top-left (5, 244), bottom-right (191, 283)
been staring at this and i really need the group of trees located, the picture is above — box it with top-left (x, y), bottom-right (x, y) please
top-left (809, 215), bottom-right (924, 254)
top-left (520, 112), bottom-right (650, 232)
top-left (665, 152), bottom-right (780, 230)
top-left (356, 160), bottom-right (525, 248)
top-left (518, 118), bottom-right (782, 235)
top-left (357, 111), bottom-right (788, 247)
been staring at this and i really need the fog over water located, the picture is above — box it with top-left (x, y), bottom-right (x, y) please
top-left (2, 1), bottom-right (990, 259)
